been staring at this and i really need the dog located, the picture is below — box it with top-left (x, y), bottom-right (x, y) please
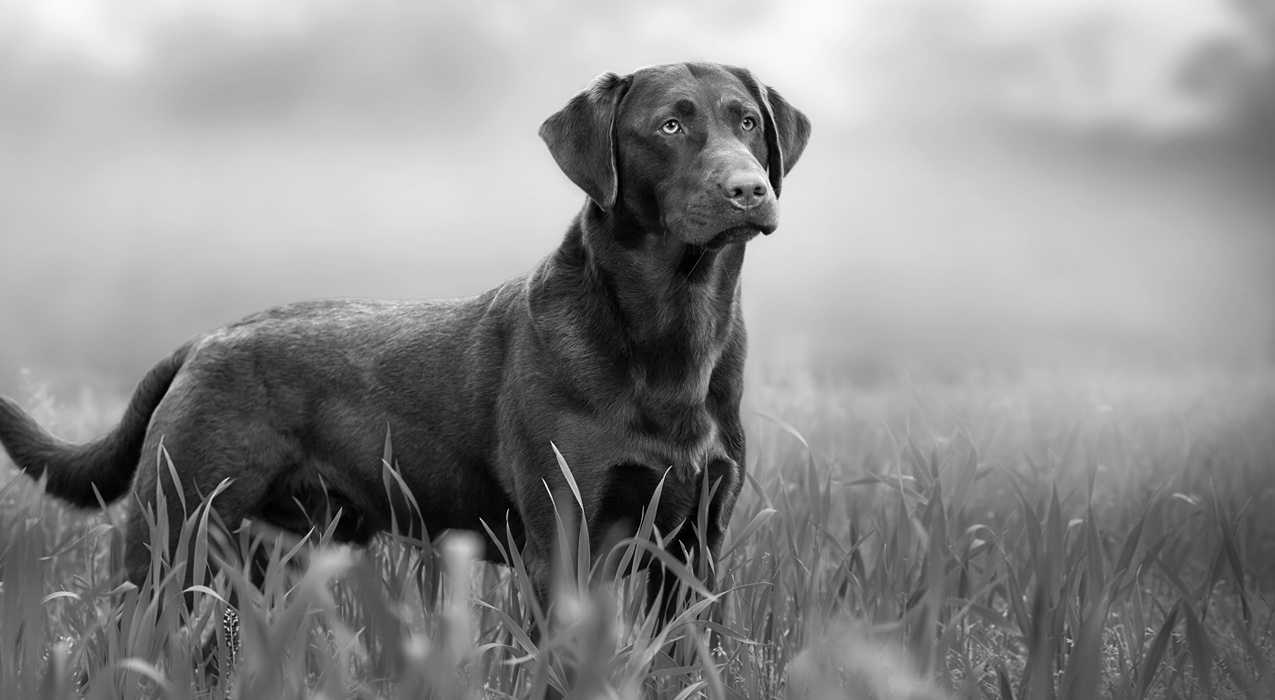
top-left (0, 62), bottom-right (809, 625)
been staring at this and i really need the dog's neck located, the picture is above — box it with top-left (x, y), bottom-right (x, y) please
top-left (536, 203), bottom-right (748, 398)
top-left (585, 203), bottom-right (744, 343)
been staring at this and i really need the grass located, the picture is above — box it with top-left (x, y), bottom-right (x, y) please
top-left (1, 361), bottom-right (1273, 699)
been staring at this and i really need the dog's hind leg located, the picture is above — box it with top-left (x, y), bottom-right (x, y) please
top-left (122, 397), bottom-right (302, 623)
top-left (122, 426), bottom-right (308, 690)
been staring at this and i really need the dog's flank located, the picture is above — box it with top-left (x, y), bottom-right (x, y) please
top-left (0, 62), bottom-right (810, 623)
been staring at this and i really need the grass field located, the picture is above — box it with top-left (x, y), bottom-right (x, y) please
top-left (1, 361), bottom-right (1273, 699)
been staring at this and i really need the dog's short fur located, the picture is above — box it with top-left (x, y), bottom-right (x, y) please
top-left (0, 62), bottom-right (810, 614)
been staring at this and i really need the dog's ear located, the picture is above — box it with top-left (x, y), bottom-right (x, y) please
top-left (539, 72), bottom-right (632, 210)
top-left (725, 67), bottom-right (812, 198)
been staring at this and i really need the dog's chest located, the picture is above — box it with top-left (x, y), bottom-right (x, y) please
top-left (598, 397), bottom-right (725, 482)
top-left (616, 353), bottom-right (729, 474)
top-left (548, 353), bottom-right (730, 482)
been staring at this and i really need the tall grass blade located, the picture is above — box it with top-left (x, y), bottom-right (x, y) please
top-left (1021, 582), bottom-right (1055, 700)
top-left (1182, 602), bottom-right (1215, 699)
top-left (1216, 516), bottom-right (1252, 625)
top-left (1058, 590), bottom-right (1110, 700)
top-left (1135, 602), bottom-right (1180, 700)
top-left (995, 661), bottom-right (1016, 700)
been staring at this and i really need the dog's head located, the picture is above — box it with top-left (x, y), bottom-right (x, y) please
top-left (540, 62), bottom-right (811, 249)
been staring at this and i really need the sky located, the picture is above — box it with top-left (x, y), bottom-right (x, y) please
top-left (3, 0), bottom-right (1263, 127)
top-left (0, 0), bottom-right (1272, 395)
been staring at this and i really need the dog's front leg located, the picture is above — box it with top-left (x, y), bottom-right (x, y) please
top-left (646, 456), bottom-right (741, 624)
top-left (510, 477), bottom-right (566, 617)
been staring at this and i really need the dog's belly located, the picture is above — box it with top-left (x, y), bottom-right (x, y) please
top-left (278, 402), bottom-right (522, 556)
top-left (257, 442), bottom-right (523, 558)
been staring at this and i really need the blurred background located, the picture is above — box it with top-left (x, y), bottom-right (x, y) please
top-left (1, 0), bottom-right (1273, 398)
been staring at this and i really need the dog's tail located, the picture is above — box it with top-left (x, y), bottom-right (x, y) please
top-left (0, 343), bottom-right (193, 508)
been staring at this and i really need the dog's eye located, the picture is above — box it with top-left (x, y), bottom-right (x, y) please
top-left (741, 117), bottom-right (757, 131)
top-left (660, 119), bottom-right (682, 135)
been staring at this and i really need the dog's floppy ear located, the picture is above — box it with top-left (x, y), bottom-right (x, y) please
top-left (539, 72), bottom-right (632, 210)
top-left (725, 67), bottom-right (812, 198)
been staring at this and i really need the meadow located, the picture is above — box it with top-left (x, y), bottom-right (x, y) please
top-left (3, 3), bottom-right (1274, 697)
top-left (2, 360), bottom-right (1272, 699)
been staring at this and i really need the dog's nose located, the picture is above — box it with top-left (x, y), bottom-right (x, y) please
top-left (721, 172), bottom-right (769, 210)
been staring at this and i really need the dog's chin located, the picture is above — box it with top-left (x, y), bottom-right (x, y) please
top-left (701, 225), bottom-right (766, 250)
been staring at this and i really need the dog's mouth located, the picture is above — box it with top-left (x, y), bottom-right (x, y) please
top-left (702, 225), bottom-right (765, 250)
